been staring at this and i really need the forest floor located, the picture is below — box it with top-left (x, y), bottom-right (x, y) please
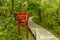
top-left (18, 26), bottom-right (35, 40)
top-left (20, 31), bottom-right (35, 40)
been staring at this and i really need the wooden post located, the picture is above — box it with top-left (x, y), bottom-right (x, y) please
top-left (18, 22), bottom-right (20, 37)
top-left (26, 22), bottom-right (28, 38)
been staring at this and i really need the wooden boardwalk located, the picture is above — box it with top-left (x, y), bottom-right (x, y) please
top-left (28, 17), bottom-right (59, 40)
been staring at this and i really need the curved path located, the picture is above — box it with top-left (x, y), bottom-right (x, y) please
top-left (28, 17), bottom-right (59, 40)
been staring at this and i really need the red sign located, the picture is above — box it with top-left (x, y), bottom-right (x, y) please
top-left (16, 11), bottom-right (29, 38)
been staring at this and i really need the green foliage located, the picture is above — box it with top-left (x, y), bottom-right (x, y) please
top-left (31, 0), bottom-right (60, 38)
top-left (0, 0), bottom-right (60, 39)
top-left (0, 0), bottom-right (34, 40)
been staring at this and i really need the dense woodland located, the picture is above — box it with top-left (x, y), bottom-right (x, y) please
top-left (0, 0), bottom-right (60, 40)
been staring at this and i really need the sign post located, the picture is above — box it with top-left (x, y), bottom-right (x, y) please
top-left (16, 11), bottom-right (29, 38)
